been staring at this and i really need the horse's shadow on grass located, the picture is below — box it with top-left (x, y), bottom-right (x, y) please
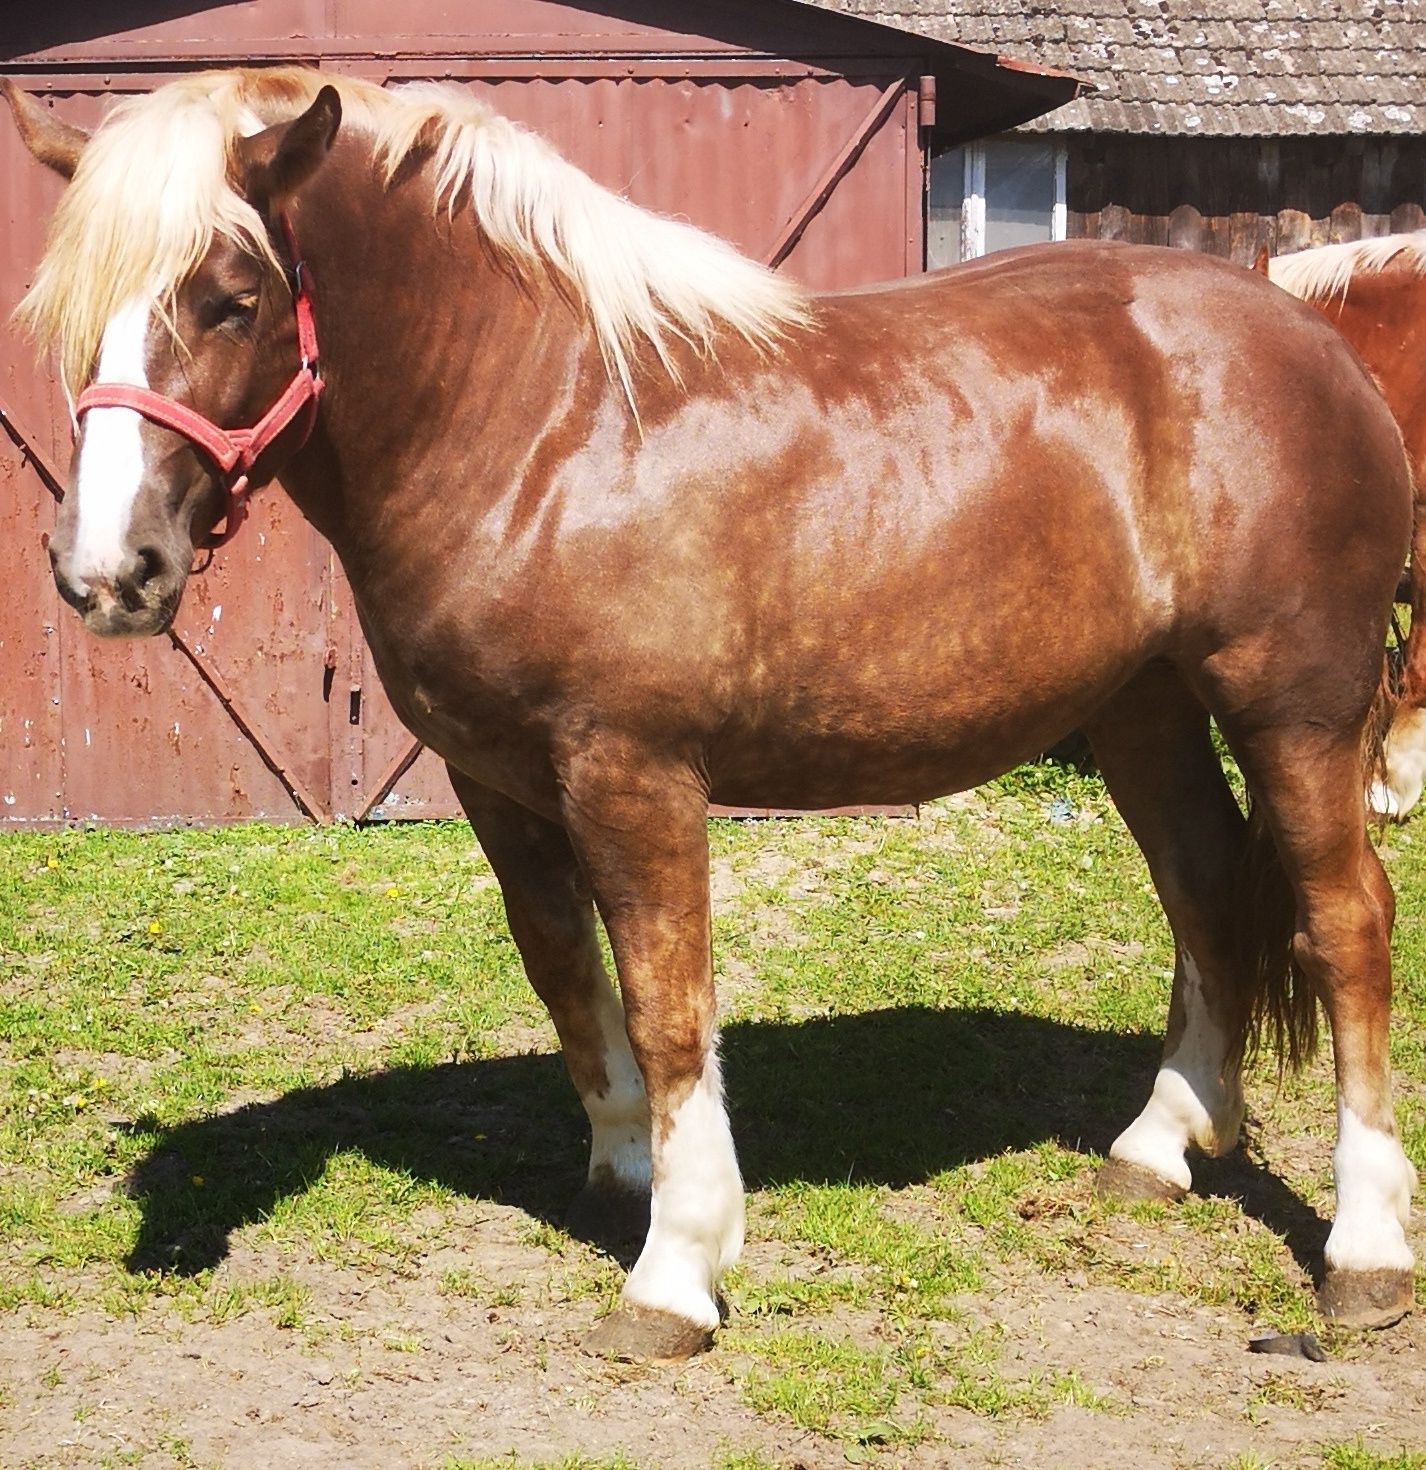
top-left (121, 1005), bottom-right (1328, 1281)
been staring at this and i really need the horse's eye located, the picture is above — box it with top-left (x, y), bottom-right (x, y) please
top-left (206, 292), bottom-right (259, 330)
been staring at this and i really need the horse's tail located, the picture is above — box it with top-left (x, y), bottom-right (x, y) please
top-left (1235, 670), bottom-right (1395, 1073)
top-left (1236, 799), bottom-right (1315, 1074)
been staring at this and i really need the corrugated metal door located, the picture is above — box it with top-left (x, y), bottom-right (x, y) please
top-left (0, 67), bottom-right (924, 826)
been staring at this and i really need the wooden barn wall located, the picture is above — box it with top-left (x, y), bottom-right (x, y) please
top-left (1065, 134), bottom-right (1426, 263)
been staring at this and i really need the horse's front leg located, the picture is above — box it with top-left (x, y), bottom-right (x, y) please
top-left (558, 745), bottom-right (740, 1360)
top-left (447, 768), bottom-right (653, 1246)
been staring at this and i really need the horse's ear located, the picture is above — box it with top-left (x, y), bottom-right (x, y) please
top-left (239, 85), bottom-right (342, 206)
top-left (1251, 245), bottom-right (1271, 276)
top-left (2, 80), bottom-right (88, 179)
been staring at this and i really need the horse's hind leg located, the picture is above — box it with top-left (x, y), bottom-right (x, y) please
top-left (1220, 717), bottom-right (1416, 1326)
top-left (447, 768), bottom-right (652, 1247)
top-left (1082, 668), bottom-right (1252, 1200)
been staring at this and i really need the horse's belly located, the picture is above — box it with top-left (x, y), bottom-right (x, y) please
top-left (705, 662), bottom-right (1131, 810)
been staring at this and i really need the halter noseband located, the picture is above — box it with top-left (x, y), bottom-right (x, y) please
top-left (72, 213), bottom-right (323, 551)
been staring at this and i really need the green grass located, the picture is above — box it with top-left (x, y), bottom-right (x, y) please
top-left (709, 1454), bottom-right (791, 1470)
top-left (2, 761), bottom-right (1425, 1461)
top-left (1318, 1444), bottom-right (1426, 1470)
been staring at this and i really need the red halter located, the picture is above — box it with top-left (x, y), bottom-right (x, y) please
top-left (73, 214), bottom-right (323, 550)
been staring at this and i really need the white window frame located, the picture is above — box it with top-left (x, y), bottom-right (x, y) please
top-left (956, 138), bottom-right (1068, 263)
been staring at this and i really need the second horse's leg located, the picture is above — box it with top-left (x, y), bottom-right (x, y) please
top-left (1375, 498), bottom-right (1426, 818)
top-left (449, 768), bottom-right (652, 1246)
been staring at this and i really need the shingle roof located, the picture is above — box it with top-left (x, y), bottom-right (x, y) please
top-left (802, 0), bottom-right (1426, 135)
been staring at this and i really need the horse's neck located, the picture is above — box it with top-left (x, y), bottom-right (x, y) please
top-left (281, 147), bottom-right (606, 560)
top-left (1320, 267), bottom-right (1426, 473)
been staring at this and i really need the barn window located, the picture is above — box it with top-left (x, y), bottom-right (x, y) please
top-left (928, 138), bottom-right (1067, 267)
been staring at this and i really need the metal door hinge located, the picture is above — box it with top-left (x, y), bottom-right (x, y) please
top-left (918, 75), bottom-right (937, 134)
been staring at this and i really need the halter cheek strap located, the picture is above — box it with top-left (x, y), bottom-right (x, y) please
top-left (72, 213), bottom-right (323, 551)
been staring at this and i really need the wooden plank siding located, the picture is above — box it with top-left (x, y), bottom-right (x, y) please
top-left (1064, 135), bottom-right (1426, 263)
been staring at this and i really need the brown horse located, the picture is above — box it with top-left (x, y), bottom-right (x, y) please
top-left (1266, 237), bottom-right (1426, 820)
top-left (5, 68), bottom-right (1417, 1356)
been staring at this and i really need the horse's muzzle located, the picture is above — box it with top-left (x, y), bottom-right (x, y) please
top-left (50, 541), bottom-right (183, 639)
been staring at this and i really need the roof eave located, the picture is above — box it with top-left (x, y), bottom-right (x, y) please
top-left (928, 50), bottom-right (1091, 143)
top-left (773, 1), bottom-right (1089, 139)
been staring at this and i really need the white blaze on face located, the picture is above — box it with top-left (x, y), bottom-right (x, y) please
top-left (71, 298), bottom-right (153, 581)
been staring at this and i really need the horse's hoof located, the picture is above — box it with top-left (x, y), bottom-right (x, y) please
top-left (1096, 1157), bottom-right (1187, 1204)
top-left (582, 1303), bottom-right (714, 1362)
top-left (565, 1181), bottom-right (651, 1257)
top-left (1318, 1269), bottom-right (1414, 1330)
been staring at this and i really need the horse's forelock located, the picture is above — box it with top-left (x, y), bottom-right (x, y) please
top-left (18, 71), bottom-right (294, 395)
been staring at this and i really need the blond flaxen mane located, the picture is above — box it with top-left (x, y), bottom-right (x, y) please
top-left (21, 67), bottom-right (809, 401)
top-left (1268, 231), bottom-right (1426, 304)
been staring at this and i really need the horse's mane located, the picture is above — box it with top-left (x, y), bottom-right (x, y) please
top-left (21, 67), bottom-right (810, 400)
top-left (1268, 231), bottom-right (1426, 304)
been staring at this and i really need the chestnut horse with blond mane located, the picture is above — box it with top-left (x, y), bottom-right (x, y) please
top-left (5, 68), bottom-right (1418, 1355)
top-left (1267, 236), bottom-right (1426, 821)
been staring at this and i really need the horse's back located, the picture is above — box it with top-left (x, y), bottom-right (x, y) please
top-left (685, 243), bottom-right (1410, 806)
top-left (798, 239), bottom-right (1409, 623)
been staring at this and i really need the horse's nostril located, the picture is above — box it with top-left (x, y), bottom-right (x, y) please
top-left (134, 546), bottom-right (167, 588)
top-left (112, 547), bottom-right (169, 612)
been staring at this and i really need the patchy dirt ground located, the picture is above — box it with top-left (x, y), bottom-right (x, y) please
top-left (3, 1152), bottom-right (1425, 1469)
top-left (3, 804), bottom-right (1425, 1469)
